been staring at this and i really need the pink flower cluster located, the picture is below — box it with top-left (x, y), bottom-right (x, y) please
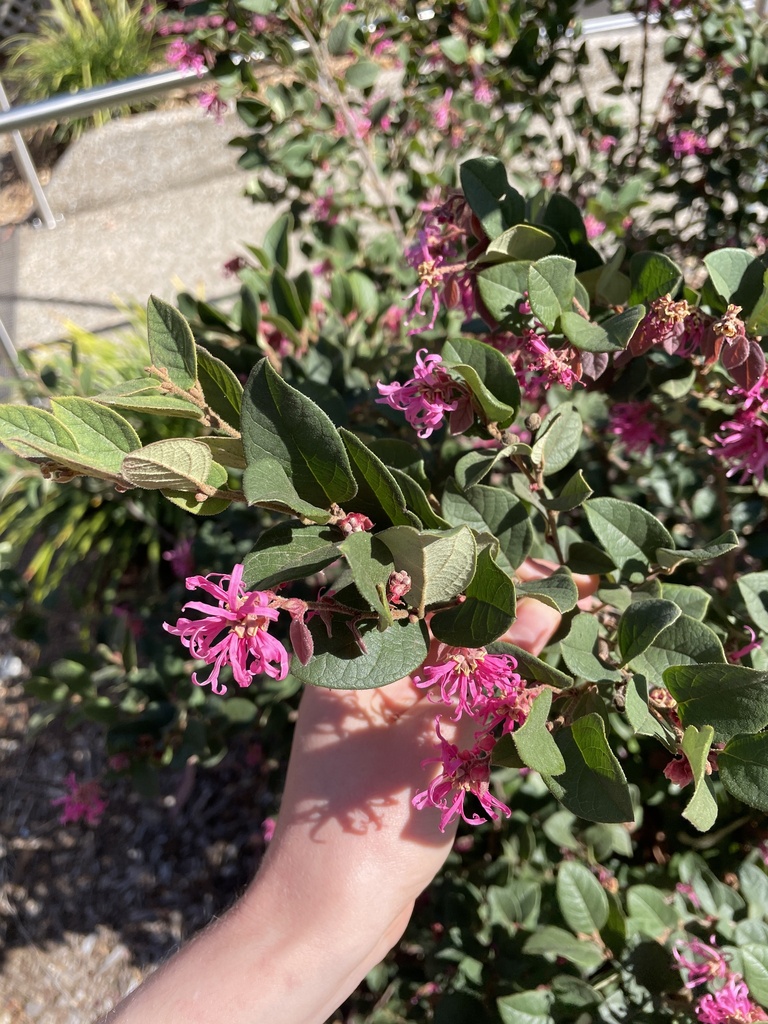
top-left (493, 324), bottom-right (582, 400)
top-left (675, 936), bottom-right (768, 1022)
top-left (667, 128), bottom-right (711, 160)
top-left (165, 39), bottom-right (207, 75)
top-left (51, 772), bottom-right (108, 826)
top-left (164, 564), bottom-right (291, 694)
top-left (376, 349), bottom-right (474, 439)
top-left (710, 379), bottom-right (768, 483)
top-left (412, 645), bottom-right (535, 831)
top-left (608, 400), bottom-right (665, 456)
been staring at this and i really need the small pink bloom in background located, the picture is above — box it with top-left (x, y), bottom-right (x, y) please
top-left (710, 408), bottom-right (768, 483)
top-left (696, 975), bottom-right (767, 1022)
top-left (262, 816), bottom-right (276, 842)
top-left (376, 349), bottom-right (474, 439)
top-left (584, 213), bottom-right (606, 240)
top-left (674, 937), bottom-right (730, 989)
top-left (380, 305), bottom-right (405, 334)
top-left (668, 128), bottom-right (711, 160)
top-left (433, 88), bottom-right (454, 131)
top-left (608, 401), bottom-right (665, 456)
top-left (664, 750), bottom-right (718, 788)
top-left (199, 90), bottom-right (228, 123)
top-left (413, 720), bottom-right (511, 832)
top-left (675, 882), bottom-right (702, 909)
top-left (51, 773), bottom-right (108, 826)
top-left (597, 135), bottom-right (618, 152)
top-left (334, 108), bottom-right (371, 140)
top-left (728, 626), bottom-right (763, 663)
top-left (310, 187), bottom-right (338, 225)
top-left (165, 39), bottom-right (206, 76)
top-left (163, 536), bottom-right (194, 581)
top-left (107, 753), bottom-right (130, 772)
top-left (336, 511), bottom-right (374, 536)
top-left (164, 564), bottom-right (289, 694)
top-left (413, 645), bottom-right (521, 719)
top-left (222, 255), bottom-right (248, 278)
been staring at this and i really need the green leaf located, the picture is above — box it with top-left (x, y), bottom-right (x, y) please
top-left (617, 599), bottom-right (682, 666)
top-left (527, 256), bottom-right (576, 330)
top-left (476, 260), bottom-right (531, 324)
top-left (513, 689), bottom-right (566, 776)
top-left (626, 885), bottom-right (678, 939)
top-left (430, 546), bottom-right (516, 647)
top-left (196, 346), bottom-right (243, 429)
top-left (530, 404), bottom-right (582, 475)
top-left (454, 443), bottom-right (529, 490)
top-left (655, 531), bottom-right (740, 572)
top-left (742, 946), bottom-right (768, 1006)
top-left (557, 860), bottom-right (609, 936)
top-left (541, 194), bottom-right (602, 271)
top-left (339, 429), bottom-right (419, 528)
top-left (146, 295), bottom-right (197, 389)
top-left (0, 404), bottom-right (79, 460)
top-left (603, 305), bottom-right (646, 349)
top-left (163, 461), bottom-right (230, 515)
top-left (93, 382), bottom-right (202, 419)
top-left (661, 583), bottom-right (711, 620)
top-left (291, 617), bottom-right (429, 690)
top-left (516, 567), bottom-right (579, 613)
top-left (541, 469), bottom-right (593, 512)
top-left (376, 525), bottom-right (477, 616)
top-left (560, 614), bottom-right (621, 682)
top-left (120, 438), bottom-right (212, 491)
top-left (388, 467), bottom-right (449, 530)
top-left (441, 480), bottom-right (533, 574)
top-left (497, 990), bottom-right (554, 1024)
top-left (243, 524), bottom-right (340, 589)
top-left (241, 359), bottom-right (356, 509)
top-left (198, 436), bottom-right (247, 470)
top-left (681, 724), bottom-right (718, 832)
top-left (459, 157), bottom-right (525, 238)
top-left (242, 457), bottom-right (332, 522)
top-left (560, 311), bottom-right (625, 353)
top-left (625, 675), bottom-right (676, 741)
top-left (583, 498), bottom-right (674, 580)
top-left (338, 532), bottom-right (395, 625)
top-left (704, 249), bottom-right (765, 308)
top-left (747, 271), bottom-right (768, 333)
top-left (720, 733), bottom-right (768, 811)
top-left (665, 663), bottom-right (768, 742)
top-left (327, 16), bottom-right (353, 55)
top-left (264, 212), bottom-right (292, 270)
top-left (488, 641), bottom-right (573, 689)
top-left (544, 713), bottom-right (633, 823)
top-left (50, 397), bottom-right (140, 468)
top-left (487, 880), bottom-right (541, 931)
top-left (630, 616), bottom-right (725, 685)
top-left (269, 267), bottom-right (305, 329)
top-left (441, 336), bottom-right (520, 427)
top-left (345, 58), bottom-right (380, 89)
top-left (523, 926), bottom-right (605, 972)
top-left (628, 252), bottom-right (682, 304)
top-left (486, 224), bottom-right (555, 262)
top-left (738, 571), bottom-right (768, 631)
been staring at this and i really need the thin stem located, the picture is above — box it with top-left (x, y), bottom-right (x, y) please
top-left (286, 2), bottom-right (405, 247)
top-left (631, 5), bottom-right (650, 169)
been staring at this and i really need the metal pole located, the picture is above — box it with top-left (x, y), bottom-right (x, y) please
top-left (0, 78), bottom-right (57, 230)
top-left (0, 315), bottom-right (23, 377)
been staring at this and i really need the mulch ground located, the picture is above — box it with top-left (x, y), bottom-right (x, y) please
top-left (0, 621), bottom-right (277, 1023)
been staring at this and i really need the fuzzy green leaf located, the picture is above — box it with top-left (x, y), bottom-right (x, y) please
top-left (121, 438), bottom-right (212, 491)
top-left (665, 663), bottom-right (768, 742)
top-left (147, 295), bottom-right (197, 389)
top-left (513, 689), bottom-right (566, 777)
top-left (441, 480), bottom-right (533, 574)
top-left (557, 860), bottom-right (609, 936)
top-left (441, 336), bottom-right (520, 427)
top-left (516, 567), bottom-right (579, 613)
top-left (681, 724), bottom-right (718, 832)
top-left (617, 599), bottom-right (682, 666)
top-left (376, 525), bottom-right (477, 617)
top-left (243, 524), bottom-right (340, 590)
top-left (430, 546), bottom-right (516, 647)
top-left (719, 733), bottom-right (768, 812)
top-left (584, 498), bottom-right (674, 579)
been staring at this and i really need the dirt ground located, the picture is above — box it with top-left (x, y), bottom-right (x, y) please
top-left (0, 624), bottom-right (276, 1023)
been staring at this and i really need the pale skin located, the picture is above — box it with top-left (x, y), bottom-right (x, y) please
top-left (99, 559), bottom-right (598, 1024)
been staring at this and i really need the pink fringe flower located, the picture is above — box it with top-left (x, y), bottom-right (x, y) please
top-left (165, 39), bottom-right (206, 76)
top-left (413, 645), bottom-right (522, 719)
top-left (608, 401), bottom-right (665, 456)
top-left (413, 721), bottom-right (511, 832)
top-left (668, 128), bottom-right (711, 160)
top-left (674, 937), bottom-right (731, 989)
top-left (728, 626), bottom-right (763, 663)
top-left (696, 975), bottom-right (768, 1022)
top-left (584, 213), bottom-right (606, 240)
top-left (51, 773), bottom-right (108, 826)
top-left (376, 349), bottom-right (474, 439)
top-left (164, 564), bottom-right (289, 694)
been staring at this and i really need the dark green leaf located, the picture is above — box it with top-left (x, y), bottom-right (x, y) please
top-left (243, 524), bottom-right (340, 589)
top-left (630, 616), bottom-right (725, 685)
top-left (339, 429), bottom-right (419, 528)
top-left (655, 531), bottom-right (740, 572)
top-left (460, 157), bottom-right (525, 237)
top-left (430, 547), bottom-right (516, 647)
top-left (264, 212), bottom-right (292, 270)
top-left (441, 336), bottom-right (520, 427)
top-left (291, 617), bottom-right (429, 690)
top-left (389, 467), bottom-right (449, 530)
top-left (665, 663), bottom-right (768, 742)
top-left (560, 614), bottom-right (621, 682)
top-left (488, 641), bottom-right (573, 688)
top-left (704, 249), bottom-right (765, 308)
top-left (541, 469), bottom-right (593, 511)
top-left (584, 498), bottom-right (674, 579)
top-left (513, 689), bottom-right (566, 776)
top-left (146, 295), bottom-right (197, 389)
top-left (720, 733), bottom-right (768, 812)
top-left (629, 252), bottom-right (682, 304)
top-left (544, 713), bottom-right (633, 823)
top-left (486, 224), bottom-right (555, 261)
top-left (527, 256), bottom-right (576, 330)
top-left (497, 989), bottom-right (554, 1024)
top-left (196, 346), bottom-right (243, 429)
top-left (523, 926), bottom-right (605, 972)
top-left (338, 532), bottom-right (395, 625)
top-left (560, 312), bottom-right (625, 353)
top-left (441, 480), bottom-right (532, 574)
top-left (241, 359), bottom-right (356, 509)
top-left (738, 571), bottom-right (768, 631)
top-left (476, 260), bottom-right (531, 324)
top-left (516, 567), bottom-right (579, 613)
top-left (626, 885), bottom-right (678, 939)
top-left (242, 457), bottom-right (332, 522)
top-left (617, 599), bottom-right (682, 665)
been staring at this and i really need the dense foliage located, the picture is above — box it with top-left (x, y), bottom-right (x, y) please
top-left (3, 1), bottom-right (768, 1021)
